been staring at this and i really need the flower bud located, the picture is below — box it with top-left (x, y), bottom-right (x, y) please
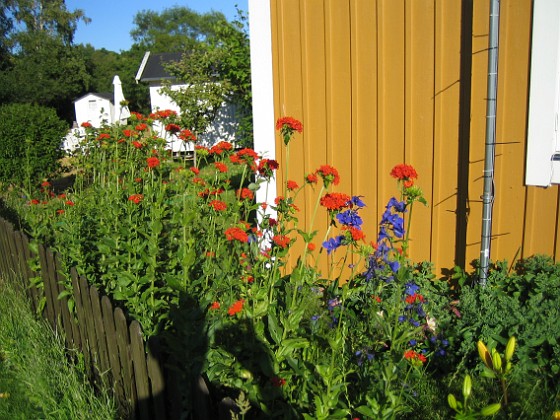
top-left (505, 336), bottom-right (516, 362)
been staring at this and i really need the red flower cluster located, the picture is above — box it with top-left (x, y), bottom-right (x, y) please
top-left (190, 167), bottom-right (200, 175)
top-left (343, 225), bottom-right (365, 241)
top-left (128, 194), bottom-right (143, 204)
top-left (135, 123), bottom-right (148, 131)
top-left (287, 180), bottom-right (299, 191)
top-left (404, 350), bottom-right (427, 363)
top-left (320, 192), bottom-right (351, 211)
top-left (306, 173), bottom-right (318, 184)
top-left (237, 188), bottom-right (254, 201)
top-left (315, 165), bottom-right (340, 187)
top-left (276, 117), bottom-right (303, 133)
top-left (165, 123), bottom-right (181, 133)
top-left (257, 159), bottom-right (279, 178)
top-left (225, 227), bottom-right (249, 243)
top-left (123, 129), bottom-right (137, 137)
top-left (149, 109), bottom-right (177, 120)
top-left (228, 299), bottom-right (244, 316)
top-left (390, 164), bottom-right (418, 188)
top-left (214, 162), bottom-right (228, 173)
top-left (81, 122), bottom-right (92, 128)
top-left (146, 157), bottom-right (160, 168)
top-left (209, 200), bottom-right (227, 211)
top-left (179, 129), bottom-right (196, 142)
top-left (210, 141), bottom-right (233, 155)
top-left (230, 148), bottom-right (260, 167)
top-left (132, 141), bottom-right (143, 149)
top-left (97, 133), bottom-right (111, 141)
top-left (272, 235), bottom-right (291, 249)
top-left (405, 293), bottom-right (425, 304)
top-left (270, 376), bottom-right (286, 387)
top-left (210, 301), bottom-right (220, 310)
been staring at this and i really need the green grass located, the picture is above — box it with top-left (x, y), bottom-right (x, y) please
top-left (0, 275), bottom-right (118, 419)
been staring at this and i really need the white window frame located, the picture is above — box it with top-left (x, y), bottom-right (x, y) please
top-left (526, 0), bottom-right (560, 186)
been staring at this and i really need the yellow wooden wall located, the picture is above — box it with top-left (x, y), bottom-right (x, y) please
top-left (269, 0), bottom-right (560, 276)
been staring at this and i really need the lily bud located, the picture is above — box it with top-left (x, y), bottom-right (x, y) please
top-left (505, 336), bottom-right (516, 362)
top-left (478, 340), bottom-right (493, 369)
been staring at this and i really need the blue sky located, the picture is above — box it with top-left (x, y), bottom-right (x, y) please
top-left (65, 1), bottom-right (248, 52)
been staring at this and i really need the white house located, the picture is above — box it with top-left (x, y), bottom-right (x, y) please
top-left (63, 76), bottom-right (131, 152)
top-left (135, 51), bottom-right (239, 152)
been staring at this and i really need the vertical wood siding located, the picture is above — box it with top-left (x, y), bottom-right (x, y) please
top-left (270, 0), bottom-right (560, 274)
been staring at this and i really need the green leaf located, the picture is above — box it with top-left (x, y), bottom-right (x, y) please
top-left (267, 313), bottom-right (282, 345)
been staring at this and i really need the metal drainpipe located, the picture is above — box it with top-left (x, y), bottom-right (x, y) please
top-left (479, 0), bottom-right (501, 286)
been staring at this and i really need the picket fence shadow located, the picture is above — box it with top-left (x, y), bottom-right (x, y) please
top-left (0, 217), bottom-right (226, 419)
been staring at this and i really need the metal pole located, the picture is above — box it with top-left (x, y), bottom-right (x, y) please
top-left (479, 0), bottom-right (500, 285)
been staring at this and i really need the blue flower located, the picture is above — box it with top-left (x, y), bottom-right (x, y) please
top-left (386, 197), bottom-right (407, 213)
top-left (405, 282), bottom-right (420, 296)
top-left (322, 235), bottom-right (344, 254)
top-left (387, 260), bottom-right (400, 273)
top-left (398, 315), bottom-right (407, 323)
top-left (350, 196), bottom-right (366, 208)
top-left (409, 339), bottom-right (417, 346)
top-left (336, 209), bottom-right (363, 227)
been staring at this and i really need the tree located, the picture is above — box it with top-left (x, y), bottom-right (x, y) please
top-left (0, 0), bottom-right (90, 121)
top-left (137, 7), bottom-right (253, 145)
top-left (131, 6), bottom-right (227, 53)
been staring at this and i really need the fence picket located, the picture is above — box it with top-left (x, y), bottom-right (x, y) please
top-left (71, 268), bottom-right (91, 377)
top-left (79, 275), bottom-right (101, 383)
top-left (115, 306), bottom-right (137, 414)
top-left (130, 321), bottom-right (152, 420)
top-left (101, 295), bottom-right (124, 402)
top-left (38, 244), bottom-right (56, 327)
top-left (52, 254), bottom-right (75, 348)
top-left (90, 285), bottom-right (111, 382)
top-left (146, 341), bottom-right (167, 420)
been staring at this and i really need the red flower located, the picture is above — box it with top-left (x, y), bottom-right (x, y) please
top-left (320, 192), bottom-right (351, 211)
top-left (123, 129), bottom-right (137, 137)
top-left (128, 194), bottom-right (143, 204)
top-left (276, 117), bottom-right (303, 133)
top-left (65, 200), bottom-right (75, 206)
top-left (404, 350), bottom-right (427, 363)
top-left (390, 164), bottom-right (418, 187)
top-left (405, 293), bottom-right (425, 304)
top-left (150, 109), bottom-right (177, 120)
top-left (132, 141), bottom-right (143, 149)
top-left (372, 295), bottom-right (382, 303)
top-left (228, 299), bottom-right (245, 316)
top-left (316, 165), bottom-right (340, 187)
top-left (306, 173), bottom-right (318, 184)
top-left (97, 133), bottom-right (111, 141)
top-left (135, 123), bottom-right (148, 131)
top-left (272, 235), bottom-right (291, 249)
top-left (29, 199), bottom-right (40, 205)
top-left (165, 123), bottom-right (181, 133)
top-left (344, 226), bottom-right (365, 241)
top-left (225, 227), bottom-right (249, 243)
top-left (210, 301), bottom-right (221, 310)
top-left (270, 376), bottom-right (286, 387)
top-left (41, 181), bottom-right (51, 188)
top-left (209, 200), bottom-right (227, 211)
top-left (81, 121), bottom-right (92, 128)
top-left (178, 129), bottom-right (196, 142)
top-left (190, 167), bottom-right (200, 175)
top-left (214, 162), bottom-right (228, 173)
top-left (287, 180), bottom-right (299, 191)
top-left (257, 159), bottom-right (279, 178)
top-left (56, 209), bottom-right (65, 215)
top-left (237, 188), bottom-right (254, 201)
top-left (307, 243), bottom-right (316, 251)
top-left (146, 157), bottom-right (160, 168)
top-left (210, 141), bottom-right (233, 155)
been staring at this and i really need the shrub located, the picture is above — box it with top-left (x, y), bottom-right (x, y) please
top-left (0, 103), bottom-right (67, 187)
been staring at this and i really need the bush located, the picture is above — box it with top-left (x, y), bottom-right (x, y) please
top-left (0, 103), bottom-right (67, 186)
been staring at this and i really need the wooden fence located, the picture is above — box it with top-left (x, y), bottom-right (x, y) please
top-left (0, 217), bottom-right (230, 419)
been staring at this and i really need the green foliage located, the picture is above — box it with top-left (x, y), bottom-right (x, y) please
top-left (0, 276), bottom-right (117, 419)
top-left (0, 103), bottom-right (66, 186)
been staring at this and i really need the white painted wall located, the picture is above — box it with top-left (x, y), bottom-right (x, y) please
top-left (74, 93), bottom-right (113, 127)
top-left (526, 0), bottom-right (560, 186)
top-left (148, 82), bottom-right (240, 151)
top-left (249, 0), bottom-right (277, 209)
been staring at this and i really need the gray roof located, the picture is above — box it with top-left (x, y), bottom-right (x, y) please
top-left (135, 52), bottom-right (183, 82)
